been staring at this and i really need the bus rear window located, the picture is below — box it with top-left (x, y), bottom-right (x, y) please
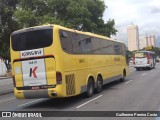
top-left (11, 27), bottom-right (53, 51)
top-left (135, 52), bottom-right (147, 58)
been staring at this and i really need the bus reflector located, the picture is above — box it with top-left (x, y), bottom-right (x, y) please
top-left (18, 92), bottom-right (23, 94)
top-left (147, 52), bottom-right (150, 64)
top-left (133, 59), bottom-right (135, 64)
top-left (56, 72), bottom-right (62, 84)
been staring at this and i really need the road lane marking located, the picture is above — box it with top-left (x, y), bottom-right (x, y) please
top-left (124, 80), bottom-right (133, 84)
top-left (76, 95), bottom-right (103, 109)
top-left (141, 73), bottom-right (146, 75)
top-left (18, 99), bottom-right (44, 107)
top-left (0, 98), bottom-right (15, 103)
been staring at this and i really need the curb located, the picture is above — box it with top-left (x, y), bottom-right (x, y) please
top-left (0, 90), bottom-right (13, 96)
top-left (0, 76), bottom-right (12, 80)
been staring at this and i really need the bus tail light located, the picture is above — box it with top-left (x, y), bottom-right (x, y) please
top-left (56, 72), bottom-right (62, 84)
top-left (147, 52), bottom-right (150, 64)
top-left (18, 92), bottom-right (23, 94)
top-left (133, 59), bottom-right (135, 64)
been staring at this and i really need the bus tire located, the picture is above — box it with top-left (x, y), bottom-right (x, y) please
top-left (95, 76), bottom-right (103, 93)
top-left (85, 78), bottom-right (94, 98)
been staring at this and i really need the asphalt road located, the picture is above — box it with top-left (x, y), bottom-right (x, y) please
top-left (0, 78), bottom-right (13, 95)
top-left (0, 63), bottom-right (160, 120)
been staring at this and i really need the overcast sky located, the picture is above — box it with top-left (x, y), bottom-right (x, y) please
top-left (103, 0), bottom-right (160, 45)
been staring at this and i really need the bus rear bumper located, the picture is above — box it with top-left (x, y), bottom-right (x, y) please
top-left (14, 88), bottom-right (63, 99)
top-left (134, 64), bottom-right (151, 68)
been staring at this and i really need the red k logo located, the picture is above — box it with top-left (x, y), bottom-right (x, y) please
top-left (29, 67), bottom-right (38, 78)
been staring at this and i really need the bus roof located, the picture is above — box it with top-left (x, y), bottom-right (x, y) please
top-left (11, 24), bottom-right (124, 44)
top-left (134, 51), bottom-right (155, 53)
top-left (54, 24), bottom-right (123, 43)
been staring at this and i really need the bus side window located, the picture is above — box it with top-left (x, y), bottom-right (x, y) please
top-left (108, 41), bottom-right (114, 55)
top-left (72, 33), bottom-right (82, 54)
top-left (79, 38), bottom-right (92, 54)
top-left (60, 30), bottom-right (73, 53)
top-left (73, 33), bottom-right (92, 54)
top-left (113, 43), bottom-right (120, 55)
top-left (91, 37), bottom-right (102, 54)
top-left (61, 31), bottom-right (68, 38)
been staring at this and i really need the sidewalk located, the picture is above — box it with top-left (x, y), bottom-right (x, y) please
top-left (0, 71), bottom-right (12, 79)
top-left (0, 76), bottom-right (12, 80)
top-left (129, 62), bottom-right (134, 67)
top-left (0, 76), bottom-right (14, 95)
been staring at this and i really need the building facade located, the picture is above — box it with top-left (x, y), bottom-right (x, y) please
top-left (139, 35), bottom-right (156, 49)
top-left (127, 24), bottom-right (139, 51)
top-left (146, 35), bottom-right (156, 47)
top-left (139, 36), bottom-right (147, 49)
top-left (0, 58), bottom-right (7, 76)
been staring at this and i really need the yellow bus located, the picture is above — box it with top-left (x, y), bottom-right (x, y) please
top-left (10, 24), bottom-right (129, 99)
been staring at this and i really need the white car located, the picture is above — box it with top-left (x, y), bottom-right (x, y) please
top-left (133, 51), bottom-right (156, 70)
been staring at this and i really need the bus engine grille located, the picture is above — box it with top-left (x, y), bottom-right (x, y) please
top-left (65, 74), bottom-right (75, 95)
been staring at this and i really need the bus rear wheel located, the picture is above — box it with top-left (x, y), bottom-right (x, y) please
top-left (86, 78), bottom-right (94, 97)
top-left (95, 76), bottom-right (103, 93)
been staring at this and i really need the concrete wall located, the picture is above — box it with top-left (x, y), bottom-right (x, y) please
top-left (0, 59), bottom-right (7, 76)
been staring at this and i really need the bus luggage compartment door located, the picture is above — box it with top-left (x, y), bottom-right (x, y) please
top-left (13, 57), bottom-right (56, 87)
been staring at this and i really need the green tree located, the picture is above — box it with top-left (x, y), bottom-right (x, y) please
top-left (0, 0), bottom-right (19, 70)
top-left (0, 0), bottom-right (118, 62)
top-left (15, 0), bottom-right (117, 37)
top-left (152, 47), bottom-right (160, 56)
top-left (0, 0), bottom-right (18, 59)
